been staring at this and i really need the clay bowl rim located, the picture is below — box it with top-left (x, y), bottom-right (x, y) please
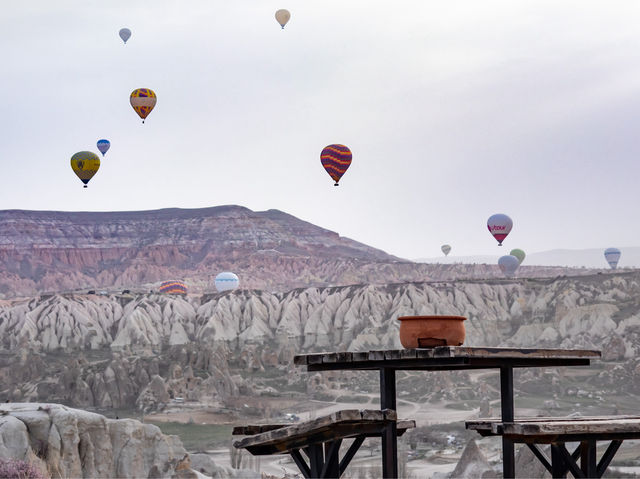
top-left (397, 315), bottom-right (467, 322)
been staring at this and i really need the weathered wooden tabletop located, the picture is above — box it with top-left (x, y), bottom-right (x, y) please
top-left (294, 346), bottom-right (601, 371)
top-left (467, 416), bottom-right (640, 443)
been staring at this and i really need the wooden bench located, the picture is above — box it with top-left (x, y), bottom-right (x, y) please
top-left (466, 415), bottom-right (640, 478)
top-left (233, 409), bottom-right (415, 479)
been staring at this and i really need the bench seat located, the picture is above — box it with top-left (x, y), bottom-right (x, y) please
top-left (467, 415), bottom-right (640, 442)
top-left (467, 416), bottom-right (640, 478)
top-left (233, 409), bottom-right (415, 478)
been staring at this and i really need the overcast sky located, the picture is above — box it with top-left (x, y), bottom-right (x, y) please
top-left (2, 1), bottom-right (640, 260)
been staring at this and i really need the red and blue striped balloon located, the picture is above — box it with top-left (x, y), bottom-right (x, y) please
top-left (321, 144), bottom-right (352, 186)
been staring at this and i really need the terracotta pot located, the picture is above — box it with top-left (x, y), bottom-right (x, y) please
top-left (397, 315), bottom-right (467, 348)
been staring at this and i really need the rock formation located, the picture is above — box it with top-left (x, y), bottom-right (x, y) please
top-left (0, 403), bottom-right (195, 478)
top-left (0, 271), bottom-right (638, 411)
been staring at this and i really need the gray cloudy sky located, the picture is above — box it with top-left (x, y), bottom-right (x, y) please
top-left (2, 1), bottom-right (640, 260)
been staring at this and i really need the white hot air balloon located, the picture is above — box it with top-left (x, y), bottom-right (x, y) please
top-left (498, 255), bottom-right (520, 277)
top-left (275, 9), bottom-right (291, 29)
top-left (441, 244), bottom-right (452, 256)
top-left (604, 248), bottom-right (621, 270)
top-left (215, 272), bottom-right (240, 292)
top-left (487, 213), bottom-right (513, 246)
top-left (119, 28), bottom-right (131, 44)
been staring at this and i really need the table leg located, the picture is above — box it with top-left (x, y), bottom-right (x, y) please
top-left (500, 366), bottom-right (515, 478)
top-left (580, 440), bottom-right (596, 477)
top-left (551, 444), bottom-right (567, 478)
top-left (380, 368), bottom-right (398, 479)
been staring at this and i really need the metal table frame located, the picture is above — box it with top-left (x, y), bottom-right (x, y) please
top-left (294, 347), bottom-right (600, 478)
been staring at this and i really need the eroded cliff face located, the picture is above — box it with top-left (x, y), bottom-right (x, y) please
top-left (0, 272), bottom-right (638, 411)
top-left (0, 403), bottom-right (193, 478)
top-left (0, 206), bottom-right (595, 298)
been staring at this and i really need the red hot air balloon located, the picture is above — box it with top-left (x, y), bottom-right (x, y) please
top-left (320, 144), bottom-right (352, 186)
top-left (487, 213), bottom-right (513, 246)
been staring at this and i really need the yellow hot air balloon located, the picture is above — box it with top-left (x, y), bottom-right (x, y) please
top-left (130, 88), bottom-right (157, 123)
top-left (275, 9), bottom-right (291, 29)
top-left (70, 151), bottom-right (100, 188)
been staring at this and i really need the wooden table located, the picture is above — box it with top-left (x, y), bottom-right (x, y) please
top-left (294, 347), bottom-right (601, 478)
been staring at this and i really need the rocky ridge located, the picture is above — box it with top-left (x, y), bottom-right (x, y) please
top-left (0, 206), bottom-right (598, 298)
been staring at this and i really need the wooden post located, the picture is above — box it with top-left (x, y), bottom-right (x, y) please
top-left (500, 366), bottom-right (515, 478)
top-left (580, 440), bottom-right (596, 477)
top-left (380, 368), bottom-right (398, 479)
top-left (551, 443), bottom-right (567, 478)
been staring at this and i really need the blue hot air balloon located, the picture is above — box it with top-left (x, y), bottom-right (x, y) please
top-left (97, 139), bottom-right (110, 156)
top-left (604, 248), bottom-right (621, 269)
top-left (498, 255), bottom-right (520, 277)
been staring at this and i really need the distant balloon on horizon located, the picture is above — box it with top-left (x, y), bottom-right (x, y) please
top-left (510, 248), bottom-right (525, 265)
top-left (604, 247), bottom-right (621, 269)
top-left (119, 28), bottom-right (131, 44)
top-left (487, 214), bottom-right (513, 246)
top-left (159, 280), bottom-right (187, 295)
top-left (215, 272), bottom-right (239, 292)
top-left (441, 244), bottom-right (451, 256)
top-left (498, 255), bottom-right (519, 277)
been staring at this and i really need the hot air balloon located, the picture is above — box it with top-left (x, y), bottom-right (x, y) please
top-left (275, 9), bottom-right (291, 29)
top-left (130, 88), bottom-right (157, 123)
top-left (97, 139), bottom-right (110, 156)
top-left (510, 248), bottom-right (525, 265)
top-left (159, 280), bottom-right (188, 295)
top-left (215, 272), bottom-right (239, 292)
top-left (119, 28), bottom-right (131, 44)
top-left (321, 144), bottom-right (352, 186)
top-left (487, 214), bottom-right (513, 246)
top-left (498, 255), bottom-right (519, 277)
top-left (604, 248), bottom-right (621, 270)
top-left (441, 245), bottom-right (452, 256)
top-left (70, 151), bottom-right (100, 188)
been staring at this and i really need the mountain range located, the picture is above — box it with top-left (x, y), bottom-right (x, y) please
top-left (0, 205), bottom-right (604, 299)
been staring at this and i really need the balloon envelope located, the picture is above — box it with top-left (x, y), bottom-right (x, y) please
top-left (97, 139), bottom-right (110, 156)
top-left (70, 151), bottom-right (100, 188)
top-left (510, 248), bottom-right (525, 264)
top-left (441, 244), bottom-right (452, 256)
top-left (119, 28), bottom-right (131, 43)
top-left (604, 247), bottom-right (621, 269)
top-left (130, 88), bottom-right (157, 122)
top-left (275, 9), bottom-right (291, 28)
top-left (498, 255), bottom-right (520, 277)
top-left (321, 144), bottom-right (352, 185)
top-left (215, 272), bottom-right (239, 292)
top-left (159, 280), bottom-right (187, 295)
top-left (487, 214), bottom-right (513, 246)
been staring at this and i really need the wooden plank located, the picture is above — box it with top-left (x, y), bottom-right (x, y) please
top-left (293, 355), bottom-right (310, 366)
top-left (234, 409), bottom-right (415, 456)
top-left (384, 350), bottom-right (403, 360)
top-left (368, 350), bottom-right (385, 361)
top-left (232, 424), bottom-right (286, 435)
top-left (448, 347), bottom-right (601, 359)
top-left (352, 351), bottom-right (369, 362)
